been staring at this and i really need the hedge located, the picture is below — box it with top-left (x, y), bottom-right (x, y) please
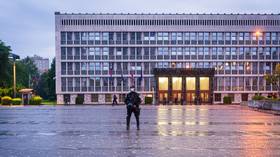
top-left (30, 96), bottom-right (43, 105)
top-left (1, 96), bottom-right (12, 105)
top-left (223, 96), bottom-right (232, 104)
top-left (75, 96), bottom-right (84, 104)
top-left (12, 98), bottom-right (22, 105)
top-left (252, 95), bottom-right (265, 101)
top-left (144, 96), bottom-right (153, 104)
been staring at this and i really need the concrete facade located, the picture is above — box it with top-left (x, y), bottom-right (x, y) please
top-left (55, 12), bottom-right (280, 104)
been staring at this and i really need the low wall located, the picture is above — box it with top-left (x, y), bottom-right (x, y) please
top-left (248, 100), bottom-right (280, 111)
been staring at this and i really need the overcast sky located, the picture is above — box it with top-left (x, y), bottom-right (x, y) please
top-left (0, 0), bottom-right (279, 59)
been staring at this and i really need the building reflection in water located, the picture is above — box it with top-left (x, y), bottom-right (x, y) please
top-left (156, 106), bottom-right (209, 137)
top-left (239, 114), bottom-right (271, 157)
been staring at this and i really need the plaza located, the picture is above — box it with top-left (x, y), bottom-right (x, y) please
top-left (0, 105), bottom-right (280, 156)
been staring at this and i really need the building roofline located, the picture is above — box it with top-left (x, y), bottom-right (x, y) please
top-left (55, 12), bottom-right (280, 16)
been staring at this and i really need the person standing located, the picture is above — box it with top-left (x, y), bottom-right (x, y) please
top-left (125, 86), bottom-right (141, 130)
top-left (112, 94), bottom-right (118, 106)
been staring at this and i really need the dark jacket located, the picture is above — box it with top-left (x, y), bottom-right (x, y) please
top-left (125, 91), bottom-right (141, 108)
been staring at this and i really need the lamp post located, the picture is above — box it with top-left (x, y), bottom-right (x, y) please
top-left (8, 53), bottom-right (20, 98)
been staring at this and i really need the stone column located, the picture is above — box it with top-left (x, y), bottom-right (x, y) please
top-left (70, 94), bottom-right (77, 104)
top-left (57, 94), bottom-right (64, 104)
top-left (154, 76), bottom-right (159, 105)
top-left (84, 94), bottom-right (91, 104)
top-left (168, 77), bottom-right (173, 105)
top-left (209, 76), bottom-right (214, 104)
top-left (195, 76), bottom-right (200, 105)
top-left (182, 77), bottom-right (186, 105)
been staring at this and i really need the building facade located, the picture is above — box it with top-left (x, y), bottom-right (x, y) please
top-left (55, 12), bottom-right (280, 104)
top-left (31, 55), bottom-right (49, 74)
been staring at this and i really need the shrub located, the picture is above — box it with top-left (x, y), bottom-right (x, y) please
top-left (12, 98), bottom-right (22, 105)
top-left (30, 96), bottom-right (43, 105)
top-left (223, 96), bottom-right (232, 104)
top-left (1, 96), bottom-right (12, 105)
top-left (144, 96), bottom-right (153, 104)
top-left (252, 95), bottom-right (265, 101)
top-left (75, 96), bottom-right (84, 104)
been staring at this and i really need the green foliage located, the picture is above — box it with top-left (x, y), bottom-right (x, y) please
top-left (144, 96), bottom-right (153, 104)
top-left (29, 96), bottom-right (42, 105)
top-left (35, 58), bottom-right (56, 101)
top-left (0, 88), bottom-right (13, 97)
top-left (16, 57), bottom-right (39, 88)
top-left (75, 95), bottom-right (84, 104)
top-left (12, 98), bottom-right (22, 105)
top-left (265, 63), bottom-right (280, 97)
top-left (0, 41), bottom-right (12, 87)
top-left (223, 96), bottom-right (232, 104)
top-left (1, 96), bottom-right (12, 105)
top-left (252, 95), bottom-right (265, 100)
top-left (36, 72), bottom-right (49, 99)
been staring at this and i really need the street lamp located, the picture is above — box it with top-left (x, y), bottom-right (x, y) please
top-left (8, 53), bottom-right (20, 98)
top-left (255, 30), bottom-right (261, 95)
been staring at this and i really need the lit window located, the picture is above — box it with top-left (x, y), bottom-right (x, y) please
top-left (172, 77), bottom-right (182, 90)
top-left (158, 77), bottom-right (168, 90)
top-left (200, 77), bottom-right (209, 90)
top-left (186, 77), bottom-right (196, 90)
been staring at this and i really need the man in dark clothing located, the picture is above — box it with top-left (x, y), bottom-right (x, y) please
top-left (125, 86), bottom-right (141, 130)
top-left (112, 94), bottom-right (118, 106)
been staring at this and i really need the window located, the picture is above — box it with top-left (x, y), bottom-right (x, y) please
top-left (163, 32), bottom-right (169, 40)
top-left (91, 94), bottom-right (98, 102)
top-left (214, 93), bottom-right (221, 101)
top-left (105, 94), bottom-right (112, 102)
top-left (102, 32), bottom-right (109, 41)
top-left (95, 32), bottom-right (100, 41)
top-left (158, 77), bottom-right (168, 90)
top-left (199, 77), bottom-right (209, 90)
top-left (103, 62), bottom-right (109, 71)
top-left (217, 33), bottom-right (223, 40)
top-left (103, 47), bottom-right (109, 55)
top-left (186, 77), bottom-right (196, 90)
top-left (190, 32), bottom-right (196, 40)
top-left (172, 77), bottom-right (182, 90)
top-left (95, 63), bottom-right (101, 70)
top-left (239, 33), bottom-right (244, 40)
top-left (171, 48), bottom-right (177, 55)
top-left (190, 47), bottom-right (196, 55)
top-left (212, 33), bottom-right (217, 40)
top-left (116, 48), bottom-right (122, 55)
top-left (81, 32), bottom-right (88, 41)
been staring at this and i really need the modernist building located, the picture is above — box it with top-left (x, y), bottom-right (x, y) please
top-left (30, 55), bottom-right (49, 74)
top-left (55, 12), bottom-right (280, 104)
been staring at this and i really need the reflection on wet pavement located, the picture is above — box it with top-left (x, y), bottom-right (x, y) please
top-left (0, 105), bottom-right (280, 157)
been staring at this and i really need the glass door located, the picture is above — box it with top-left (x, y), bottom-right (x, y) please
top-left (186, 77), bottom-right (196, 104)
top-left (200, 77), bottom-right (210, 103)
top-left (172, 77), bottom-right (182, 104)
top-left (158, 77), bottom-right (169, 105)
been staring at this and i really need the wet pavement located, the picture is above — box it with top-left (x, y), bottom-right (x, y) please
top-left (0, 105), bottom-right (280, 157)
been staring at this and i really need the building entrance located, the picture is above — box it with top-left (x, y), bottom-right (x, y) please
top-left (154, 68), bottom-right (215, 105)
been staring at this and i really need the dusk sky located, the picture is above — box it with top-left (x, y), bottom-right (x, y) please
top-left (0, 0), bottom-right (279, 59)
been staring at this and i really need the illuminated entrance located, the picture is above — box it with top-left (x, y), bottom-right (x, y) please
top-left (154, 68), bottom-right (215, 105)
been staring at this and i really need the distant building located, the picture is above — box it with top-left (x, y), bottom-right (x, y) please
top-left (55, 12), bottom-right (280, 105)
top-left (31, 55), bottom-right (49, 74)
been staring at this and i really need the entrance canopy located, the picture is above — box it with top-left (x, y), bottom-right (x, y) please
top-left (153, 68), bottom-right (215, 105)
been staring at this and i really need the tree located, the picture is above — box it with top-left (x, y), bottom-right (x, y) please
top-left (35, 58), bottom-right (56, 100)
top-left (0, 41), bottom-right (12, 87)
top-left (16, 57), bottom-right (39, 88)
top-left (36, 72), bottom-right (49, 99)
top-left (265, 63), bottom-right (280, 97)
top-left (47, 58), bottom-right (56, 100)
